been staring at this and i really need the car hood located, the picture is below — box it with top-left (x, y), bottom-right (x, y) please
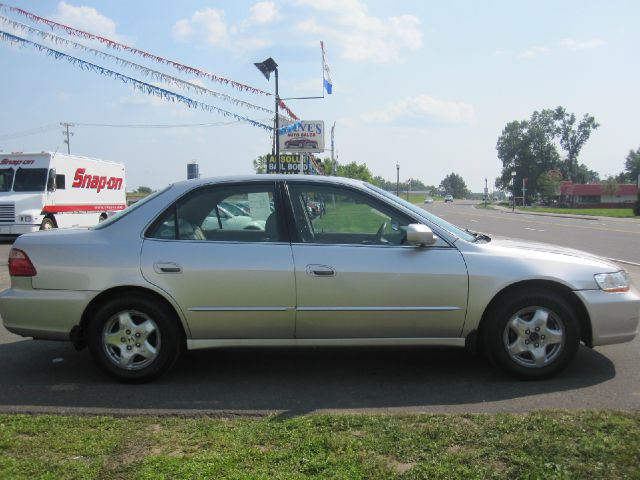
top-left (457, 235), bottom-right (623, 291)
top-left (484, 236), bottom-right (619, 270)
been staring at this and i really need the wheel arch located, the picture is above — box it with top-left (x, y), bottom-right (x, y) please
top-left (73, 285), bottom-right (189, 350)
top-left (477, 280), bottom-right (592, 348)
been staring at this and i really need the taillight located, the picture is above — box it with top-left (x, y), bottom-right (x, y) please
top-left (8, 248), bottom-right (37, 277)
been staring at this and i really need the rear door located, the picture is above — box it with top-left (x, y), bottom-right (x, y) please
top-left (141, 181), bottom-right (296, 339)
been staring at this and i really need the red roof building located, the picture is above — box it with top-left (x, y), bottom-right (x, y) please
top-left (559, 181), bottom-right (638, 208)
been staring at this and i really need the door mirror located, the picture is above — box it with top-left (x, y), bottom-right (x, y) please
top-left (47, 169), bottom-right (56, 192)
top-left (406, 224), bottom-right (436, 246)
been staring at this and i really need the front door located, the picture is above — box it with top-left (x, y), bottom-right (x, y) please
top-left (286, 182), bottom-right (468, 339)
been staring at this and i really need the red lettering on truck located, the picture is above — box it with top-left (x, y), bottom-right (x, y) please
top-left (71, 168), bottom-right (123, 193)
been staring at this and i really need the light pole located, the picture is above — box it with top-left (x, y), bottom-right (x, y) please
top-left (254, 57), bottom-right (279, 173)
top-left (396, 163), bottom-right (400, 196)
top-left (511, 171), bottom-right (517, 212)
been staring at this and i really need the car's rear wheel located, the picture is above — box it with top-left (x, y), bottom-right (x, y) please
top-left (87, 295), bottom-right (183, 382)
top-left (483, 288), bottom-right (580, 378)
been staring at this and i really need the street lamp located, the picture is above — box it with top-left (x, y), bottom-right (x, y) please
top-left (396, 163), bottom-right (400, 196)
top-left (254, 57), bottom-right (280, 173)
top-left (511, 171), bottom-right (517, 212)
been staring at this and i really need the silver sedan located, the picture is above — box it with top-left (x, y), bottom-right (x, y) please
top-left (1, 175), bottom-right (638, 382)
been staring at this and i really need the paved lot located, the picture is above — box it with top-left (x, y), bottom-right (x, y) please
top-left (0, 222), bottom-right (638, 416)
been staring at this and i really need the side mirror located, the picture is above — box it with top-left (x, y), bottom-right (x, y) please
top-left (47, 169), bottom-right (56, 192)
top-left (406, 224), bottom-right (436, 246)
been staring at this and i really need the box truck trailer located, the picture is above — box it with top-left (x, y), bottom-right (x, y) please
top-left (0, 152), bottom-right (126, 234)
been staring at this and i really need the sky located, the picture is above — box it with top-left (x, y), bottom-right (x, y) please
top-left (0, 0), bottom-right (638, 192)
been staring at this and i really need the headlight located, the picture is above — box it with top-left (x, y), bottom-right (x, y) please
top-left (594, 271), bottom-right (630, 293)
top-left (19, 215), bottom-right (32, 222)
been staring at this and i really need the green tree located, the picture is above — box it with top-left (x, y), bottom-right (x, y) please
top-left (439, 172), bottom-right (469, 198)
top-left (624, 147), bottom-right (640, 184)
top-left (553, 107), bottom-right (599, 182)
top-left (537, 172), bottom-right (561, 199)
top-left (575, 163), bottom-right (600, 183)
top-left (496, 116), bottom-right (560, 201)
top-left (602, 176), bottom-right (619, 197)
top-left (336, 161), bottom-right (373, 182)
top-left (135, 186), bottom-right (152, 194)
top-left (252, 154), bottom-right (269, 174)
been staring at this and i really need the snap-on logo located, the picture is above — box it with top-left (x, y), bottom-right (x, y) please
top-left (71, 168), bottom-right (123, 193)
top-left (0, 159), bottom-right (35, 165)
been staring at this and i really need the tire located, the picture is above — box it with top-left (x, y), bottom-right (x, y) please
top-left (87, 295), bottom-right (183, 383)
top-left (483, 288), bottom-right (580, 379)
top-left (40, 217), bottom-right (56, 230)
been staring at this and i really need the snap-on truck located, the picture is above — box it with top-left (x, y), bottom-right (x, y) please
top-left (0, 152), bottom-right (126, 234)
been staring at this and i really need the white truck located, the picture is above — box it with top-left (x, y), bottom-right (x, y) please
top-left (0, 152), bottom-right (126, 234)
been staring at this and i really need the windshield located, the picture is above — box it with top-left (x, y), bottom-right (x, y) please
top-left (365, 183), bottom-right (476, 242)
top-left (93, 185), bottom-right (172, 230)
top-left (13, 168), bottom-right (48, 192)
top-left (0, 168), bottom-right (14, 192)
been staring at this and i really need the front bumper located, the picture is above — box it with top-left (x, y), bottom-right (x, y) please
top-left (575, 287), bottom-right (640, 346)
top-left (0, 287), bottom-right (98, 341)
top-left (0, 224), bottom-right (40, 235)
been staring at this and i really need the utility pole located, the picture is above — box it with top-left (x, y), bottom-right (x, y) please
top-left (330, 121), bottom-right (336, 176)
top-left (396, 163), bottom-right (400, 196)
top-left (60, 122), bottom-right (74, 154)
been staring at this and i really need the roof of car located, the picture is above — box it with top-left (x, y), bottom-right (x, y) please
top-left (170, 174), bottom-right (368, 191)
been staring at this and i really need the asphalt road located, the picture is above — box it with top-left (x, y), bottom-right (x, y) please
top-left (0, 211), bottom-right (638, 416)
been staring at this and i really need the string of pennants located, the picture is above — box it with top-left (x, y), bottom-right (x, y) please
top-left (0, 15), bottom-right (293, 123)
top-left (0, 2), bottom-right (300, 127)
top-left (0, 31), bottom-right (274, 131)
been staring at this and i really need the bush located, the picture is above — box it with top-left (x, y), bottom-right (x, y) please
top-left (634, 192), bottom-right (640, 216)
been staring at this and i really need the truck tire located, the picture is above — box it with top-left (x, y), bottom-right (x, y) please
top-left (40, 217), bottom-right (56, 230)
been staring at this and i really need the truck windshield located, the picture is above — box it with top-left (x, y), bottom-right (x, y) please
top-left (13, 168), bottom-right (48, 192)
top-left (0, 168), bottom-right (14, 192)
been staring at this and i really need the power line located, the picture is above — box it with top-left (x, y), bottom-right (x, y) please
top-left (0, 124), bottom-right (58, 141)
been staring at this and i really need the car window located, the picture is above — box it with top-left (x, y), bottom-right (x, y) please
top-left (146, 183), bottom-right (279, 242)
top-left (287, 184), bottom-right (413, 246)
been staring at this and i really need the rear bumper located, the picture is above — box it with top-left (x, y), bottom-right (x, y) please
top-left (0, 287), bottom-right (98, 341)
top-left (575, 288), bottom-right (640, 346)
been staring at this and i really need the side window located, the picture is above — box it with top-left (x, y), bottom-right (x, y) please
top-left (288, 184), bottom-right (413, 246)
top-left (55, 174), bottom-right (66, 190)
top-left (147, 183), bottom-right (279, 242)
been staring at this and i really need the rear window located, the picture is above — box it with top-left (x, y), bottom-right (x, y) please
top-left (93, 185), bottom-right (172, 230)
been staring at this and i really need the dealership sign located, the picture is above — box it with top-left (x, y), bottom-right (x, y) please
top-left (279, 120), bottom-right (324, 153)
top-left (267, 154), bottom-right (313, 174)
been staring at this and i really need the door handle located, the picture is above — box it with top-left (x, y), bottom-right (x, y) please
top-left (306, 264), bottom-right (335, 277)
top-left (154, 262), bottom-right (182, 274)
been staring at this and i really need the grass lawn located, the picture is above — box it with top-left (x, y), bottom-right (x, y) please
top-left (0, 412), bottom-right (638, 479)
top-left (518, 207), bottom-right (637, 218)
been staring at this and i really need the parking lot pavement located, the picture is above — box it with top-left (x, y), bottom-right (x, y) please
top-left (0, 242), bottom-right (637, 416)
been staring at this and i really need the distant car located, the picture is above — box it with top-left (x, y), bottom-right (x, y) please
top-left (0, 175), bottom-right (638, 383)
top-left (284, 138), bottom-right (318, 149)
top-left (444, 194), bottom-right (454, 203)
top-left (424, 197), bottom-right (434, 204)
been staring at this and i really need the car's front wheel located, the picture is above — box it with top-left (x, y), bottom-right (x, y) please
top-left (483, 288), bottom-right (580, 378)
top-left (87, 295), bottom-right (183, 382)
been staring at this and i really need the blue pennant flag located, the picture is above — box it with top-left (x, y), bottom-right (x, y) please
top-left (321, 41), bottom-right (333, 95)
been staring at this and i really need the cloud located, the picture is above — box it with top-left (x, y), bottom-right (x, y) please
top-left (361, 95), bottom-right (475, 125)
top-left (172, 8), bottom-right (230, 47)
top-left (560, 38), bottom-right (606, 51)
top-left (293, 0), bottom-right (422, 63)
top-left (519, 46), bottom-right (550, 59)
top-left (246, 2), bottom-right (281, 25)
top-left (52, 1), bottom-right (127, 42)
